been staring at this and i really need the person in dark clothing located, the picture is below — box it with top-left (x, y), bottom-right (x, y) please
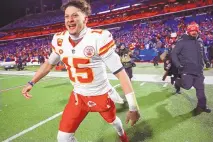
top-left (153, 53), bottom-right (160, 66)
top-left (163, 33), bottom-right (181, 94)
top-left (118, 44), bottom-right (134, 81)
top-left (153, 48), bottom-right (159, 66)
top-left (38, 54), bottom-right (45, 65)
top-left (16, 56), bottom-right (24, 70)
top-left (171, 22), bottom-right (211, 115)
top-left (208, 44), bottom-right (213, 67)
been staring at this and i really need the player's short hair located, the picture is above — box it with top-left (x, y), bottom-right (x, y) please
top-left (61, 0), bottom-right (91, 16)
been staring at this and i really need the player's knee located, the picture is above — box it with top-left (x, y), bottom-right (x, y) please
top-left (103, 113), bottom-right (116, 123)
top-left (57, 131), bottom-right (76, 142)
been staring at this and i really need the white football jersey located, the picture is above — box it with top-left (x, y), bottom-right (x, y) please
top-left (51, 28), bottom-right (123, 96)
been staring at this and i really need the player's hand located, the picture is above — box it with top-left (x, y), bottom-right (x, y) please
top-left (22, 83), bottom-right (33, 99)
top-left (126, 110), bottom-right (140, 126)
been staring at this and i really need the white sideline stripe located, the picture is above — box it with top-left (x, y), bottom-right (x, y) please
top-left (2, 112), bottom-right (63, 142)
top-left (163, 83), bottom-right (168, 87)
top-left (0, 76), bottom-right (27, 80)
top-left (3, 84), bottom-right (119, 141)
top-left (0, 85), bottom-right (25, 93)
top-left (140, 82), bottom-right (145, 86)
top-left (0, 78), bottom-right (62, 93)
top-left (1, 71), bottom-right (213, 84)
top-left (113, 84), bottom-right (120, 89)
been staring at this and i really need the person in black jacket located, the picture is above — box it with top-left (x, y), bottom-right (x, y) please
top-left (17, 56), bottom-right (24, 71)
top-left (172, 22), bottom-right (211, 115)
top-left (208, 43), bottom-right (213, 67)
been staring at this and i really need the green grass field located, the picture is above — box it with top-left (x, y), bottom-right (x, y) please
top-left (0, 64), bottom-right (213, 142)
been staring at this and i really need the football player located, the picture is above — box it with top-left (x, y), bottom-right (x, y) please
top-left (22, 0), bottom-right (140, 142)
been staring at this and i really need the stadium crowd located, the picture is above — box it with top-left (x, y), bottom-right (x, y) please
top-left (0, 0), bottom-right (212, 41)
top-left (0, 6), bottom-right (213, 64)
top-left (0, 36), bottom-right (51, 64)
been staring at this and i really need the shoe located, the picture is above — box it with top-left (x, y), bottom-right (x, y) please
top-left (193, 106), bottom-right (211, 115)
top-left (175, 90), bottom-right (181, 94)
top-left (172, 90), bottom-right (181, 95)
top-left (119, 131), bottom-right (129, 142)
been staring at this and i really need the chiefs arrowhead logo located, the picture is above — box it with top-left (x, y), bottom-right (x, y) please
top-left (87, 101), bottom-right (96, 107)
top-left (84, 46), bottom-right (95, 58)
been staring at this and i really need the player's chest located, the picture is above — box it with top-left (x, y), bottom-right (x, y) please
top-left (58, 37), bottom-right (97, 59)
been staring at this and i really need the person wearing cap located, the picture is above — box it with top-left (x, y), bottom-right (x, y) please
top-left (171, 22), bottom-right (211, 115)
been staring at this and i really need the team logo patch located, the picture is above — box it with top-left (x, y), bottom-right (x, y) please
top-left (84, 46), bottom-right (95, 58)
top-left (57, 38), bottom-right (63, 46)
top-left (59, 49), bottom-right (63, 54)
top-left (87, 101), bottom-right (96, 107)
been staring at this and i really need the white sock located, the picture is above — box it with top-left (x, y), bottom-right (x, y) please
top-left (110, 116), bottom-right (125, 136)
top-left (57, 131), bottom-right (77, 142)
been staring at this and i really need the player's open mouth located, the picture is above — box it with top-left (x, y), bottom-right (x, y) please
top-left (68, 24), bottom-right (76, 30)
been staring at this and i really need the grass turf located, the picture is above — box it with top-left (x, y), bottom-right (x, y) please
top-left (0, 74), bottom-right (213, 142)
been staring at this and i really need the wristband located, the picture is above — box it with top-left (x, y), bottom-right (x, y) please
top-left (28, 81), bottom-right (35, 87)
top-left (125, 92), bottom-right (139, 111)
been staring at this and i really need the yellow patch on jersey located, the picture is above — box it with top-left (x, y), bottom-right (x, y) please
top-left (57, 38), bottom-right (63, 47)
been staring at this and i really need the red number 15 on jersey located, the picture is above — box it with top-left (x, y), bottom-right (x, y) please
top-left (62, 57), bottom-right (94, 83)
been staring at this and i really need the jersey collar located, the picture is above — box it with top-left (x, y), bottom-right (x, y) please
top-left (68, 27), bottom-right (88, 48)
top-left (69, 27), bottom-right (88, 41)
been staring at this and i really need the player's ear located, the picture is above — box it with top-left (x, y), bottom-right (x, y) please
top-left (84, 16), bottom-right (88, 24)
